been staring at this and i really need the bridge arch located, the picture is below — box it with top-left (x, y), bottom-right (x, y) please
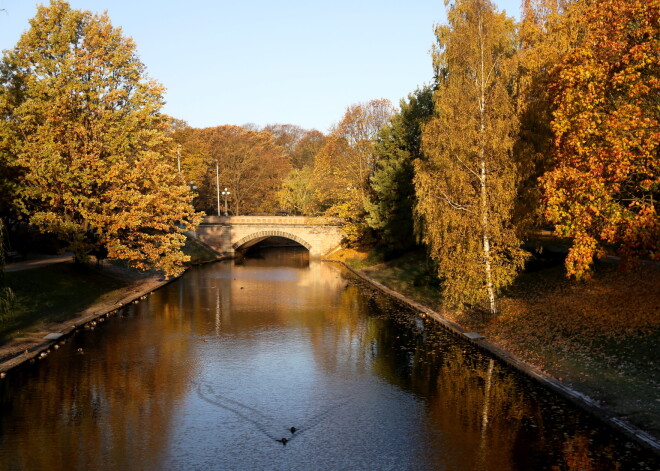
top-left (232, 230), bottom-right (312, 252)
top-left (196, 216), bottom-right (343, 257)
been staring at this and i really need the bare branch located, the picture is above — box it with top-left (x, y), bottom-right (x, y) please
top-left (437, 189), bottom-right (477, 215)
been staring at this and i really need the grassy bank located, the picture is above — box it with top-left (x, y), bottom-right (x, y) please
top-left (0, 236), bottom-right (221, 345)
top-left (334, 247), bottom-right (660, 441)
top-left (1, 264), bottom-right (130, 343)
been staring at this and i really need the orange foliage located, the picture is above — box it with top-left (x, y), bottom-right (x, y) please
top-left (542, 0), bottom-right (660, 279)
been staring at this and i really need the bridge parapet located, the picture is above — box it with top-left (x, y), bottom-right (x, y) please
top-left (202, 215), bottom-right (342, 226)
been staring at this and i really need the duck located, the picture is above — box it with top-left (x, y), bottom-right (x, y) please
top-left (276, 437), bottom-right (288, 445)
top-left (290, 427), bottom-right (297, 434)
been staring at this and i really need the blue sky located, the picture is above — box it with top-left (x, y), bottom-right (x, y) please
top-left (0, 0), bottom-right (521, 133)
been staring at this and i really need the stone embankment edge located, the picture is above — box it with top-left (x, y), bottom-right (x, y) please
top-left (0, 257), bottom-right (228, 376)
top-left (331, 260), bottom-right (660, 456)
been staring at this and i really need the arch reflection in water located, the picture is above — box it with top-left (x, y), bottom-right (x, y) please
top-left (0, 247), bottom-right (657, 470)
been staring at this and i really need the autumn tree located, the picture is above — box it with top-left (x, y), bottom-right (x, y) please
top-left (542, 0), bottom-right (660, 278)
top-left (291, 129), bottom-right (326, 169)
top-left (262, 124), bottom-right (305, 162)
top-left (175, 125), bottom-right (291, 215)
top-left (367, 86), bottom-right (434, 254)
top-left (416, 0), bottom-right (526, 314)
top-left (258, 124), bottom-right (326, 170)
top-left (312, 99), bottom-right (395, 244)
top-left (169, 124), bottom-right (210, 210)
top-left (277, 166), bottom-right (317, 215)
top-left (0, 0), bottom-right (201, 277)
top-left (513, 0), bottom-right (583, 229)
top-left (262, 125), bottom-right (326, 215)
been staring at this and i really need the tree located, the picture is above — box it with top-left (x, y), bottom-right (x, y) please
top-left (277, 167), bottom-right (317, 215)
top-left (0, 0), bottom-right (201, 277)
top-left (367, 86), bottom-right (434, 254)
top-left (312, 99), bottom-right (395, 244)
top-left (262, 124), bottom-right (305, 162)
top-left (542, 0), bottom-right (660, 279)
top-left (175, 125), bottom-right (291, 215)
top-left (263, 124), bottom-right (328, 169)
top-left (415, 0), bottom-right (526, 314)
top-left (513, 0), bottom-right (583, 229)
top-left (290, 129), bottom-right (326, 169)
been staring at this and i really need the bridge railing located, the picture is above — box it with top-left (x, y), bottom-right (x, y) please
top-left (201, 215), bottom-right (343, 226)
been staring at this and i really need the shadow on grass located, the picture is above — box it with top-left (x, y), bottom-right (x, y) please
top-left (359, 249), bottom-right (443, 311)
top-left (1, 263), bottom-right (130, 343)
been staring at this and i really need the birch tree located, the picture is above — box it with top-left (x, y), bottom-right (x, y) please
top-left (415, 0), bottom-right (526, 314)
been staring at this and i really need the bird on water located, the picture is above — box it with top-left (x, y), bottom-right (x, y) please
top-left (276, 437), bottom-right (288, 445)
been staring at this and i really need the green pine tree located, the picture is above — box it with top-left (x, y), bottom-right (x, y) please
top-left (367, 86), bottom-right (434, 255)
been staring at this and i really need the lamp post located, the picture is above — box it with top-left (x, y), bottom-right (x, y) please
top-left (222, 188), bottom-right (231, 217)
top-left (216, 161), bottom-right (221, 216)
top-left (177, 144), bottom-right (182, 173)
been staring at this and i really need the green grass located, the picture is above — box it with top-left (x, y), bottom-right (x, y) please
top-left (1, 264), bottom-right (129, 343)
top-left (358, 249), bottom-right (443, 310)
top-left (0, 235), bottom-right (220, 344)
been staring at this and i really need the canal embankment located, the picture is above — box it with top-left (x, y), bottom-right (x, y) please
top-left (0, 236), bottom-right (223, 375)
top-left (327, 247), bottom-right (660, 454)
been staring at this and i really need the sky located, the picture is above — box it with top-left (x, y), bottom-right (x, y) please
top-left (0, 0), bottom-right (521, 133)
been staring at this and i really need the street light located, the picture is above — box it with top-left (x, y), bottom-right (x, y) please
top-left (216, 161), bottom-right (221, 216)
top-left (222, 188), bottom-right (231, 217)
top-left (177, 144), bottom-right (182, 173)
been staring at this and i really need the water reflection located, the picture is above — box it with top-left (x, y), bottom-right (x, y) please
top-left (0, 247), bottom-right (656, 470)
top-left (0, 303), bottom-right (195, 470)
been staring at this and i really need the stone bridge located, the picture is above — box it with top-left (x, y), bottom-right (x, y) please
top-left (194, 216), bottom-right (344, 257)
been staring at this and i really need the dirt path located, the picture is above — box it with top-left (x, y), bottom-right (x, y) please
top-left (5, 253), bottom-right (73, 272)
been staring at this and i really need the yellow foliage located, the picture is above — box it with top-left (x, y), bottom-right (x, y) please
top-left (0, 0), bottom-right (202, 278)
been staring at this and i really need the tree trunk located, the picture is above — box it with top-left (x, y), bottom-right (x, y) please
top-left (480, 160), bottom-right (497, 316)
top-left (479, 7), bottom-right (497, 316)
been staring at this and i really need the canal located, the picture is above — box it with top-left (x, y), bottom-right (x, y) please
top-left (0, 248), bottom-right (657, 470)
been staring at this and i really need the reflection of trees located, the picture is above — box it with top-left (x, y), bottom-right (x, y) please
top-left (0, 302), bottom-right (195, 470)
top-left (302, 269), bottom-right (646, 470)
top-left (422, 352), bottom-right (536, 469)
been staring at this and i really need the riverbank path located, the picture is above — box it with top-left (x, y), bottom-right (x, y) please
top-left (5, 253), bottom-right (73, 273)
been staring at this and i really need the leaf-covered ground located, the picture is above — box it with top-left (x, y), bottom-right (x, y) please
top-left (485, 263), bottom-right (660, 438)
top-left (354, 250), bottom-right (660, 441)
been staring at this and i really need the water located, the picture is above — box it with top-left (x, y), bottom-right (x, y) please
top-left (0, 248), bottom-right (657, 470)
